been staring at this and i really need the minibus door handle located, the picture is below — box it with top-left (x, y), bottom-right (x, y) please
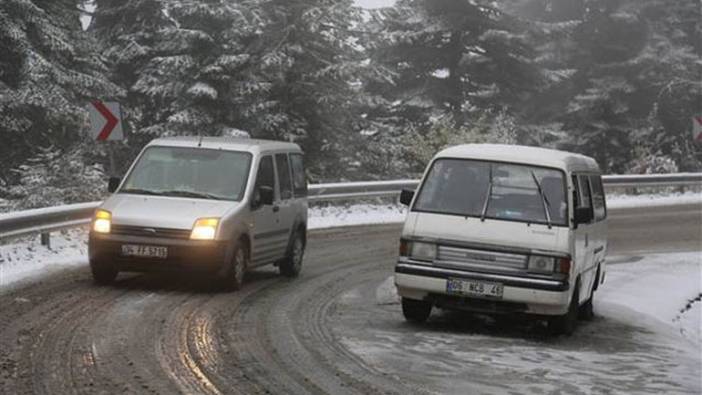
top-left (272, 205), bottom-right (280, 213)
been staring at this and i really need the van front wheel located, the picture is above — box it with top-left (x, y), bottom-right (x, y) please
top-left (91, 264), bottom-right (118, 285)
top-left (402, 297), bottom-right (432, 323)
top-left (548, 282), bottom-right (580, 336)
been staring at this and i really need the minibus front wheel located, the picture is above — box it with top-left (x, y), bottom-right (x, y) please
top-left (548, 280), bottom-right (580, 336)
top-left (402, 297), bottom-right (432, 323)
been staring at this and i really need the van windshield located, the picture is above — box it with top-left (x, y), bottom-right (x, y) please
top-left (413, 159), bottom-right (568, 226)
top-left (120, 146), bottom-right (252, 201)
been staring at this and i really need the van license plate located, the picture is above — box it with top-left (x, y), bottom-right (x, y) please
top-left (121, 244), bottom-right (168, 259)
top-left (447, 278), bottom-right (503, 299)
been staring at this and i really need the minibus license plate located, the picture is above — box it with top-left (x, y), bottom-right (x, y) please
top-left (447, 278), bottom-right (503, 298)
top-left (121, 244), bottom-right (168, 259)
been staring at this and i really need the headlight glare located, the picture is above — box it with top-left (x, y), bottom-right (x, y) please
top-left (410, 242), bottom-right (436, 261)
top-left (528, 255), bottom-right (556, 273)
top-left (190, 218), bottom-right (219, 240)
top-left (93, 209), bottom-right (111, 233)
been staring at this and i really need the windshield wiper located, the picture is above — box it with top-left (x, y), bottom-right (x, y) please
top-left (161, 190), bottom-right (228, 201)
top-left (120, 188), bottom-right (165, 196)
top-left (531, 171), bottom-right (552, 229)
top-left (480, 165), bottom-right (494, 222)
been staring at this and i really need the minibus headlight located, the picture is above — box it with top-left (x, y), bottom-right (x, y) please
top-left (528, 255), bottom-right (556, 273)
top-left (93, 209), bottom-right (111, 233)
top-left (410, 242), bottom-right (436, 262)
top-left (190, 218), bottom-right (219, 240)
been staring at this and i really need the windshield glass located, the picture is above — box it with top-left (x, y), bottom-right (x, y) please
top-left (413, 159), bottom-right (567, 226)
top-left (120, 146), bottom-right (252, 201)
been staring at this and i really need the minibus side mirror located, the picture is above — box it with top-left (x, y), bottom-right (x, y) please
top-left (252, 186), bottom-right (275, 209)
top-left (107, 177), bottom-right (121, 193)
top-left (574, 207), bottom-right (593, 225)
top-left (399, 189), bottom-right (415, 206)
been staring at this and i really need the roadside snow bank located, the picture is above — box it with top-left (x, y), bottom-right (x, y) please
top-left (308, 204), bottom-right (407, 230)
top-left (601, 252), bottom-right (702, 344)
top-left (0, 228), bottom-right (88, 289)
top-left (607, 191), bottom-right (700, 208)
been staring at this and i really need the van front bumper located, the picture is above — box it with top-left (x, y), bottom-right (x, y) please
top-left (89, 232), bottom-right (231, 274)
top-left (395, 262), bottom-right (571, 316)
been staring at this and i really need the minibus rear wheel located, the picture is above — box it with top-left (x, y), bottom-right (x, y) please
top-left (402, 297), bottom-right (432, 323)
top-left (548, 280), bottom-right (580, 336)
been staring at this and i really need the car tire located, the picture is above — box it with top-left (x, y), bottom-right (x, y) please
top-left (223, 243), bottom-right (248, 291)
top-left (548, 281), bottom-right (580, 336)
top-left (402, 297), bottom-right (432, 323)
top-left (279, 231), bottom-right (304, 278)
top-left (91, 264), bottom-right (118, 285)
top-left (579, 283), bottom-right (595, 321)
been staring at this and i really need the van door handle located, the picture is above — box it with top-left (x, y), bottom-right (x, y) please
top-left (272, 205), bottom-right (280, 213)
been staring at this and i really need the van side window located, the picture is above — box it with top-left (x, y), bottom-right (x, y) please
top-left (589, 174), bottom-right (607, 221)
top-left (290, 154), bottom-right (307, 197)
top-left (576, 174), bottom-right (594, 223)
top-left (255, 156), bottom-right (275, 193)
top-left (275, 153), bottom-right (293, 200)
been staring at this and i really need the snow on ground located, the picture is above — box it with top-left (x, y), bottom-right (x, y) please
top-left (308, 203), bottom-right (406, 230)
top-left (601, 252), bottom-right (701, 344)
top-left (0, 228), bottom-right (88, 289)
top-left (606, 191), bottom-right (700, 209)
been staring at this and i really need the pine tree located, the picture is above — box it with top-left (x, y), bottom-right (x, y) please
top-left (0, 0), bottom-right (121, 190)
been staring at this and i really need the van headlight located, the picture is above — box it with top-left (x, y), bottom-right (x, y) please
top-left (410, 242), bottom-right (436, 262)
top-left (190, 218), bottom-right (219, 240)
top-left (93, 209), bottom-right (111, 233)
top-left (528, 255), bottom-right (556, 273)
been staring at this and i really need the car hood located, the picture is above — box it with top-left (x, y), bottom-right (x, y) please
top-left (403, 211), bottom-right (570, 255)
top-left (101, 193), bottom-right (239, 230)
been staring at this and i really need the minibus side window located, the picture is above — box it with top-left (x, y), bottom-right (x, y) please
top-left (290, 153), bottom-right (307, 197)
top-left (577, 174), bottom-right (594, 223)
top-left (590, 174), bottom-right (607, 221)
top-left (275, 153), bottom-right (293, 200)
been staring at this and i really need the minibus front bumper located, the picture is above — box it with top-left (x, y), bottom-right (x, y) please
top-left (395, 261), bottom-right (571, 316)
top-left (89, 232), bottom-right (232, 274)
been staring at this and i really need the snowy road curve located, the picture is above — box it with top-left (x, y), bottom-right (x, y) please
top-left (0, 203), bottom-right (700, 394)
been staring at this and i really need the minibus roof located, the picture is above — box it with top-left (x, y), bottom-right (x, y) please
top-left (147, 136), bottom-right (302, 155)
top-left (435, 144), bottom-right (600, 173)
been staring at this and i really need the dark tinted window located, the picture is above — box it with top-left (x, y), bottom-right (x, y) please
top-left (275, 153), bottom-right (293, 200)
top-left (255, 156), bottom-right (274, 191)
top-left (590, 174), bottom-right (606, 221)
top-left (290, 154), bottom-right (307, 197)
top-left (577, 175), bottom-right (592, 209)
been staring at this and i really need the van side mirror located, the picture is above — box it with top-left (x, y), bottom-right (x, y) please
top-left (399, 189), bottom-right (415, 206)
top-left (108, 177), bottom-right (121, 193)
top-left (252, 186), bottom-right (275, 209)
top-left (574, 207), bottom-right (593, 225)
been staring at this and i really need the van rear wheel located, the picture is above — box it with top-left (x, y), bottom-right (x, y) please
top-left (548, 282), bottom-right (580, 336)
top-left (402, 297), bottom-right (432, 323)
top-left (279, 231), bottom-right (304, 277)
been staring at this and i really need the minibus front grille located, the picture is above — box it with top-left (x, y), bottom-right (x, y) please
top-left (436, 246), bottom-right (527, 272)
top-left (111, 225), bottom-right (192, 240)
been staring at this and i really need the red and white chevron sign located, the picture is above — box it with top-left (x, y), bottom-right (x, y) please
top-left (88, 101), bottom-right (124, 141)
top-left (694, 116), bottom-right (702, 142)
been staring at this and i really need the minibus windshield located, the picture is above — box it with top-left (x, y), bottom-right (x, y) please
top-left (120, 146), bottom-right (252, 201)
top-left (413, 159), bottom-right (568, 226)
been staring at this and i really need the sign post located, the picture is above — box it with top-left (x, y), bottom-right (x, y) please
top-left (88, 101), bottom-right (124, 177)
top-left (693, 116), bottom-right (702, 143)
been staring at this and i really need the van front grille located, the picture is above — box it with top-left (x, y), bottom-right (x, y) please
top-left (436, 245), bottom-right (527, 272)
top-left (111, 225), bottom-right (191, 240)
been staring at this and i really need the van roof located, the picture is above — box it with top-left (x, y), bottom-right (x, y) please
top-left (435, 144), bottom-right (600, 172)
top-left (146, 136), bottom-right (302, 154)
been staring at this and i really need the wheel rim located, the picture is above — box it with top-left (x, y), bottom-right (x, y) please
top-left (292, 237), bottom-right (304, 271)
top-left (233, 248), bottom-right (245, 284)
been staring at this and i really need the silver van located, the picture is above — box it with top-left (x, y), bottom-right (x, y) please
top-left (88, 137), bottom-right (308, 289)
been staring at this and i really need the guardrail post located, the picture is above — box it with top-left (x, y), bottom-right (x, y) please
top-left (40, 232), bottom-right (50, 249)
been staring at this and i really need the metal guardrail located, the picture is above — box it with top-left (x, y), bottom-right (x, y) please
top-left (0, 173), bottom-right (700, 244)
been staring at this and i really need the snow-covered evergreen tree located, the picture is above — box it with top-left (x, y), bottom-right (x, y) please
top-left (0, 0), bottom-right (121, 192)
